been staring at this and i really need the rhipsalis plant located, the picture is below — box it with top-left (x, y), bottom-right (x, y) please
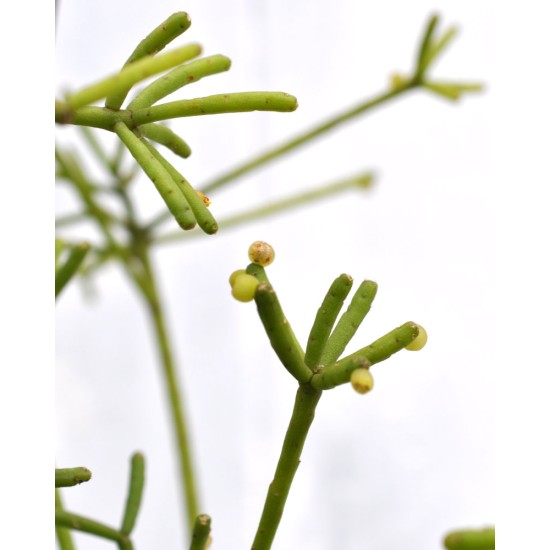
top-left (56, 9), bottom-right (492, 550)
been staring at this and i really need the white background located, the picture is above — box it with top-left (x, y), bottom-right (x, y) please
top-left (53, 1), bottom-right (496, 549)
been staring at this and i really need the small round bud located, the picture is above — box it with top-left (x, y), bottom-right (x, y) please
top-left (248, 241), bottom-right (275, 267)
top-left (389, 73), bottom-right (408, 91)
top-left (350, 368), bottom-right (374, 395)
top-left (405, 324), bottom-right (428, 351)
top-left (231, 273), bottom-right (260, 302)
top-left (229, 269), bottom-right (247, 287)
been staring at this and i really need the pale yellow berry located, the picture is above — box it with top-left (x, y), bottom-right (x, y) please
top-left (405, 324), bottom-right (428, 351)
top-left (248, 241), bottom-right (275, 266)
top-left (350, 368), bottom-right (374, 394)
top-left (231, 273), bottom-right (260, 302)
top-left (229, 269), bottom-right (247, 287)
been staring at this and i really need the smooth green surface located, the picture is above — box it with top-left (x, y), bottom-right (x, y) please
top-left (128, 54), bottom-right (232, 111)
top-left (120, 453), bottom-right (145, 536)
top-left (252, 385), bottom-right (322, 550)
top-left (139, 123), bottom-right (192, 158)
top-left (310, 322), bottom-right (419, 390)
top-left (55, 490), bottom-right (75, 550)
top-left (144, 140), bottom-right (218, 234)
top-left (304, 274), bottom-right (353, 369)
top-left (444, 528), bottom-right (495, 550)
top-left (320, 280), bottom-right (378, 365)
top-left (67, 43), bottom-right (202, 110)
top-left (55, 467), bottom-right (92, 488)
top-left (55, 509), bottom-right (123, 542)
top-left (106, 12), bottom-right (192, 110)
top-left (189, 515), bottom-right (212, 550)
top-left (55, 242), bottom-right (90, 298)
top-left (415, 14), bottom-right (440, 77)
top-left (114, 122), bottom-right (196, 230)
top-left (254, 283), bottom-right (311, 384)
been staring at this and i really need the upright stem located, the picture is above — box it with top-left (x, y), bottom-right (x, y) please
top-left (136, 247), bottom-right (200, 534)
top-left (55, 489), bottom-right (76, 550)
top-left (252, 384), bottom-right (322, 550)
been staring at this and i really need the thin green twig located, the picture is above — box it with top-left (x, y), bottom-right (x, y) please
top-left (319, 279), bottom-right (378, 365)
top-left (55, 242), bottom-right (91, 298)
top-left (251, 384), bottom-right (322, 550)
top-left (55, 509), bottom-right (125, 543)
top-left (310, 322), bottom-right (419, 390)
top-left (189, 515), bottom-right (212, 550)
top-left (151, 172), bottom-right (375, 243)
top-left (135, 246), bottom-right (200, 532)
top-left (120, 453), bottom-right (145, 536)
top-left (443, 527), bottom-right (495, 550)
top-left (55, 490), bottom-right (76, 550)
top-left (200, 85), bottom-right (414, 195)
top-left (106, 11), bottom-right (193, 110)
top-left (66, 43), bottom-right (202, 110)
top-left (304, 274), bottom-right (353, 369)
top-left (55, 467), bottom-right (92, 488)
top-left (253, 283), bottom-right (311, 384)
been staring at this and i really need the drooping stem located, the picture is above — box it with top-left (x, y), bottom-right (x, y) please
top-left (135, 245), bottom-right (200, 533)
top-left (251, 384), bottom-right (322, 550)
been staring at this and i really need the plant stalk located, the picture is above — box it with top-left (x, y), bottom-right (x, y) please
top-left (136, 247), bottom-right (200, 533)
top-left (251, 384), bottom-right (322, 550)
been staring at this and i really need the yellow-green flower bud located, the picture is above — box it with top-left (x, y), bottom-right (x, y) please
top-left (229, 269), bottom-right (247, 287)
top-left (350, 368), bottom-right (374, 394)
top-left (248, 241), bottom-right (275, 266)
top-left (231, 273), bottom-right (260, 302)
top-left (405, 324), bottom-right (428, 351)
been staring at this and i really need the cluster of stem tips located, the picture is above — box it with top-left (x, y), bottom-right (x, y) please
top-left (54, 8), bottom-right (490, 550)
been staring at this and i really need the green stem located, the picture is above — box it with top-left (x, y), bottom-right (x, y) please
top-left (443, 527), bottom-right (495, 550)
top-left (66, 43), bottom-right (202, 109)
top-left (320, 279), bottom-right (378, 365)
top-left (251, 384), bottom-right (322, 550)
top-left (120, 453), bottom-right (145, 536)
top-left (136, 247), bottom-right (200, 533)
top-left (128, 54), bottom-right (232, 111)
top-left (55, 467), bottom-right (92, 488)
top-left (304, 274), bottom-right (353, 369)
top-left (55, 490), bottom-right (76, 550)
top-left (55, 242), bottom-right (91, 298)
top-left (143, 141), bottom-right (218, 235)
top-left (55, 509), bottom-right (125, 543)
top-left (130, 92), bottom-right (298, 126)
top-left (139, 123), bottom-right (192, 158)
top-left (310, 321), bottom-right (419, 390)
top-left (106, 11), bottom-right (193, 110)
top-left (415, 14), bottom-right (440, 78)
top-left (253, 283), bottom-right (312, 384)
top-left (200, 85), bottom-right (414, 194)
top-left (113, 122), bottom-right (196, 230)
top-left (189, 515), bottom-right (212, 550)
top-left (151, 171), bottom-right (374, 244)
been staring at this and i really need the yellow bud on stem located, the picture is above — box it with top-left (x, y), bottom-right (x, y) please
top-left (350, 368), bottom-right (374, 394)
top-left (405, 324), bottom-right (427, 351)
top-left (231, 273), bottom-right (260, 302)
top-left (229, 269), bottom-right (247, 287)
